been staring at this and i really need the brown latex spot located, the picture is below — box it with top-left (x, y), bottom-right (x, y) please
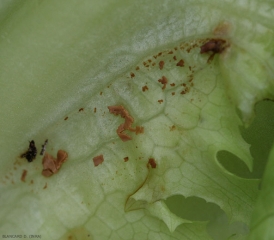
top-left (142, 85), bottom-right (149, 92)
top-left (130, 72), bottom-right (135, 78)
top-left (172, 92), bottom-right (175, 96)
top-left (136, 66), bottom-right (140, 71)
top-left (108, 105), bottom-right (144, 141)
top-left (42, 150), bottom-right (68, 177)
top-left (21, 170), bottom-right (27, 182)
top-left (173, 56), bottom-right (177, 61)
top-left (79, 108), bottom-right (84, 112)
top-left (124, 157), bottom-right (129, 162)
top-left (159, 61), bottom-right (165, 70)
top-left (64, 117), bottom-right (68, 120)
top-left (158, 76), bottom-right (168, 90)
top-left (147, 158), bottom-right (156, 168)
top-left (176, 59), bottom-right (184, 67)
top-left (170, 83), bottom-right (175, 87)
top-left (170, 125), bottom-right (176, 131)
top-left (93, 155), bottom-right (104, 166)
top-left (158, 99), bottom-right (163, 104)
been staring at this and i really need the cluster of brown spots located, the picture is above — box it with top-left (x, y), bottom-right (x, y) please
top-left (159, 61), bottom-right (165, 70)
top-left (147, 158), bottom-right (156, 168)
top-left (79, 108), bottom-right (84, 112)
top-left (142, 85), bottom-right (149, 92)
top-left (186, 43), bottom-right (199, 53)
top-left (42, 150), bottom-right (68, 177)
top-left (176, 59), bottom-right (184, 67)
top-left (130, 72), bottom-right (135, 78)
top-left (158, 99), bottom-right (164, 104)
top-left (21, 169), bottom-right (27, 182)
top-left (124, 157), bottom-right (129, 162)
top-left (158, 76), bottom-right (168, 90)
top-left (93, 155), bottom-right (104, 166)
top-left (108, 105), bottom-right (144, 142)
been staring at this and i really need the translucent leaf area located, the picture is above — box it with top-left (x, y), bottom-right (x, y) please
top-left (1, 1), bottom-right (274, 240)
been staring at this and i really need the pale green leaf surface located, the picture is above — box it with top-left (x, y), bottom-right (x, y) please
top-left (0, 0), bottom-right (274, 240)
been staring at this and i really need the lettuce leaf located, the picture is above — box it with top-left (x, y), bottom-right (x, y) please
top-left (0, 0), bottom-right (274, 239)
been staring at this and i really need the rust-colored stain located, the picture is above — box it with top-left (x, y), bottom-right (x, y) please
top-left (93, 155), bottom-right (104, 166)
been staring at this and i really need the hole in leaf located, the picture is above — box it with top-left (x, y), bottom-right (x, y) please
top-left (165, 195), bottom-right (249, 240)
top-left (217, 100), bottom-right (274, 179)
top-left (217, 151), bottom-right (253, 178)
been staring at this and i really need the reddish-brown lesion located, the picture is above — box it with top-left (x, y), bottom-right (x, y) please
top-left (200, 38), bottom-right (229, 63)
top-left (42, 150), bottom-right (68, 177)
top-left (108, 105), bottom-right (144, 142)
top-left (159, 61), bottom-right (165, 70)
top-left (147, 158), bottom-right (156, 168)
top-left (93, 155), bottom-right (104, 166)
top-left (176, 59), bottom-right (184, 67)
top-left (21, 169), bottom-right (27, 182)
top-left (158, 76), bottom-right (168, 90)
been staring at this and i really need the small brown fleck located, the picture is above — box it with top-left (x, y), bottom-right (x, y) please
top-left (124, 157), bottom-right (129, 162)
top-left (176, 59), bottom-right (184, 67)
top-left (148, 59), bottom-right (152, 63)
top-left (182, 83), bottom-right (187, 87)
top-left (43, 183), bottom-right (47, 189)
top-left (174, 47), bottom-right (178, 51)
top-left (173, 56), bottom-right (177, 61)
top-left (30, 180), bottom-right (34, 184)
top-left (152, 62), bottom-right (156, 66)
top-left (94, 108), bottom-right (97, 113)
top-left (21, 170), bottom-right (27, 182)
top-left (158, 99), bottom-right (164, 104)
top-left (159, 61), bottom-right (165, 70)
top-left (172, 92), bottom-right (175, 96)
top-left (79, 108), bottom-right (84, 112)
top-left (100, 92), bottom-right (103, 95)
top-left (64, 116), bottom-right (68, 120)
top-left (147, 158), bottom-right (156, 168)
top-left (170, 125), bottom-right (176, 131)
top-left (93, 155), bottom-right (104, 166)
top-left (170, 83), bottom-right (175, 87)
top-left (130, 72), bottom-right (135, 78)
top-left (158, 52), bottom-right (162, 56)
top-left (142, 85), bottom-right (149, 92)
top-left (168, 51), bottom-right (173, 54)
top-left (136, 66), bottom-right (140, 71)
